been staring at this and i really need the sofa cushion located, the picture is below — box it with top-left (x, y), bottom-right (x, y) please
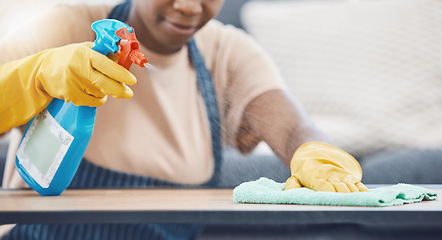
top-left (220, 147), bottom-right (290, 187)
top-left (241, 0), bottom-right (442, 157)
top-left (360, 148), bottom-right (442, 184)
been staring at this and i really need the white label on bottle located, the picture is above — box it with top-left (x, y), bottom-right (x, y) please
top-left (16, 109), bottom-right (74, 188)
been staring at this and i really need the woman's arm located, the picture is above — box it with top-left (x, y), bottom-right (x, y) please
top-left (238, 89), bottom-right (328, 167)
top-left (239, 89), bottom-right (367, 192)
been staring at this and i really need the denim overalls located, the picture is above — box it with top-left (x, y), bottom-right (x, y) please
top-left (2, 1), bottom-right (223, 239)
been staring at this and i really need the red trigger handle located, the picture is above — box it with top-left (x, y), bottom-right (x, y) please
top-left (115, 27), bottom-right (148, 70)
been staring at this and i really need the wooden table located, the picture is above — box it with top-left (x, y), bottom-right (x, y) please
top-left (1, 186), bottom-right (441, 226)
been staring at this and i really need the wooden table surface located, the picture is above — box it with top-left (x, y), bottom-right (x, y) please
top-left (1, 187), bottom-right (441, 226)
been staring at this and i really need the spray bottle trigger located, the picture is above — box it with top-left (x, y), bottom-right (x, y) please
top-left (115, 27), bottom-right (148, 70)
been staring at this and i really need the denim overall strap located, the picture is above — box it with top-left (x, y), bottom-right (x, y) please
top-left (107, 0), bottom-right (132, 22)
top-left (187, 39), bottom-right (223, 187)
top-left (109, 0), bottom-right (223, 188)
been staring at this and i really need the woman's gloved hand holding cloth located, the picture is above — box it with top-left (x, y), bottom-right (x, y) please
top-left (0, 42), bottom-right (136, 134)
top-left (284, 142), bottom-right (369, 193)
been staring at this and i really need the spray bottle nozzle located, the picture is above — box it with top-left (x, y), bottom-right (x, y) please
top-left (91, 19), bottom-right (148, 70)
top-left (129, 50), bottom-right (148, 67)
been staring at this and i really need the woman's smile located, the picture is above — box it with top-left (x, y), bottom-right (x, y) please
top-left (128, 0), bottom-right (225, 54)
top-left (163, 20), bottom-right (198, 36)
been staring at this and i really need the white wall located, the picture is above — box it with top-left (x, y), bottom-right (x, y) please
top-left (1, 0), bottom-right (122, 35)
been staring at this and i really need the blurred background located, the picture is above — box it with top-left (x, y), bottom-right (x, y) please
top-left (0, 0), bottom-right (121, 30)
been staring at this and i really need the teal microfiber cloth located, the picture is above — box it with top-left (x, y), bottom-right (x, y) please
top-left (233, 177), bottom-right (437, 207)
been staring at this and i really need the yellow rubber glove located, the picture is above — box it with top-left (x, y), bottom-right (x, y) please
top-left (284, 142), bottom-right (368, 193)
top-left (0, 42), bottom-right (137, 134)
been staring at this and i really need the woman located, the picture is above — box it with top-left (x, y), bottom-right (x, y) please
top-left (0, 0), bottom-right (366, 239)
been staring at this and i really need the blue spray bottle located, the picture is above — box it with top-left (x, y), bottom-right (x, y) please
top-left (15, 19), bottom-right (148, 196)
